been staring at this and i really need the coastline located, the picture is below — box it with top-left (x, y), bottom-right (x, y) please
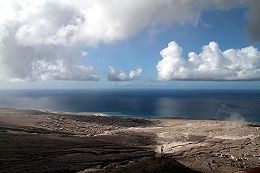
top-left (0, 108), bottom-right (259, 173)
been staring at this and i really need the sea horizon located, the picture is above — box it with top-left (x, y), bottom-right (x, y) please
top-left (1, 89), bottom-right (260, 122)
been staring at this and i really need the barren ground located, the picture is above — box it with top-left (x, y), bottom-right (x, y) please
top-left (0, 108), bottom-right (259, 173)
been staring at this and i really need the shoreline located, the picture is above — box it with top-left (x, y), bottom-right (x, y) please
top-left (2, 107), bottom-right (259, 123)
top-left (0, 108), bottom-right (259, 173)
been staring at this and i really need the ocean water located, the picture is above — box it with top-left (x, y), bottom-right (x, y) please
top-left (0, 89), bottom-right (260, 122)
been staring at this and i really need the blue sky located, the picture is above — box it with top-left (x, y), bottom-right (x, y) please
top-left (86, 7), bottom-right (259, 78)
top-left (0, 0), bottom-right (260, 89)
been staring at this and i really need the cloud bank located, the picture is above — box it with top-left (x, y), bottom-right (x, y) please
top-left (1, 0), bottom-right (251, 46)
top-left (156, 41), bottom-right (260, 80)
top-left (107, 66), bottom-right (142, 81)
top-left (0, 0), bottom-right (259, 81)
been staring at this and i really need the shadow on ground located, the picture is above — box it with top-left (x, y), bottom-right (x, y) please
top-left (87, 156), bottom-right (202, 173)
top-left (0, 123), bottom-right (155, 173)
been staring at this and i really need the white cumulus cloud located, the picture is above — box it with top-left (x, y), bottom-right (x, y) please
top-left (107, 66), bottom-right (142, 81)
top-left (156, 41), bottom-right (260, 80)
top-left (31, 59), bottom-right (97, 81)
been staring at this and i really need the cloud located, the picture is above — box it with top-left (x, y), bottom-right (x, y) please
top-left (244, 0), bottom-right (260, 41)
top-left (0, 0), bottom-right (259, 81)
top-left (0, 0), bottom-right (97, 81)
top-left (1, 0), bottom-right (249, 47)
top-left (31, 59), bottom-right (97, 81)
top-left (156, 41), bottom-right (260, 80)
top-left (107, 66), bottom-right (142, 81)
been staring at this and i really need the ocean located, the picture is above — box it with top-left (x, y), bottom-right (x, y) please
top-left (0, 89), bottom-right (260, 122)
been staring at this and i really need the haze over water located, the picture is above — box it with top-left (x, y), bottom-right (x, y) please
top-left (0, 89), bottom-right (259, 122)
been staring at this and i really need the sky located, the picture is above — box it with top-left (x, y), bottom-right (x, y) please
top-left (0, 0), bottom-right (260, 89)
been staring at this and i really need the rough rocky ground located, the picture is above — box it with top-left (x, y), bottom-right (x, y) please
top-left (0, 108), bottom-right (153, 136)
top-left (114, 119), bottom-right (260, 173)
top-left (0, 109), bottom-right (156, 173)
top-left (0, 108), bottom-right (260, 173)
